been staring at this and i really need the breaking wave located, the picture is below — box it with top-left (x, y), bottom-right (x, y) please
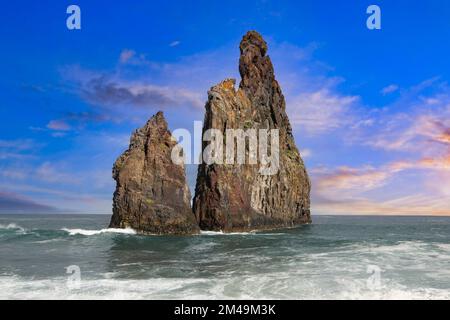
top-left (200, 230), bottom-right (285, 236)
top-left (61, 228), bottom-right (137, 236)
top-left (0, 223), bottom-right (25, 232)
top-left (200, 230), bottom-right (256, 236)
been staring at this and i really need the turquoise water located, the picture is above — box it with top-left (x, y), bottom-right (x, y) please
top-left (0, 214), bottom-right (449, 299)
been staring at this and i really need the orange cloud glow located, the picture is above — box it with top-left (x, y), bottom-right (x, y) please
top-left (313, 195), bottom-right (450, 216)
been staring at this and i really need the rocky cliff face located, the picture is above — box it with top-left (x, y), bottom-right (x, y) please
top-left (109, 112), bottom-right (199, 235)
top-left (193, 31), bottom-right (311, 232)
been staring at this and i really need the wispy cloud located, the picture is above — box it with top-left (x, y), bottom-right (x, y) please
top-left (119, 49), bottom-right (136, 63)
top-left (313, 194), bottom-right (450, 216)
top-left (61, 48), bottom-right (212, 120)
top-left (315, 156), bottom-right (450, 196)
top-left (264, 41), bottom-right (363, 137)
top-left (0, 139), bottom-right (40, 160)
top-left (312, 154), bottom-right (450, 216)
top-left (81, 76), bottom-right (204, 110)
top-left (47, 120), bottom-right (71, 131)
top-left (381, 84), bottom-right (399, 95)
top-left (35, 162), bottom-right (83, 185)
top-left (0, 139), bottom-right (36, 151)
top-left (0, 166), bottom-right (29, 180)
top-left (288, 89), bottom-right (359, 135)
top-left (314, 165), bottom-right (390, 194)
top-left (300, 148), bottom-right (312, 158)
top-left (359, 97), bottom-right (450, 171)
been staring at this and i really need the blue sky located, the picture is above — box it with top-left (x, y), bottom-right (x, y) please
top-left (1, 0), bottom-right (449, 215)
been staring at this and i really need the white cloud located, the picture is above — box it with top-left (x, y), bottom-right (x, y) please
top-left (0, 139), bottom-right (40, 160)
top-left (288, 89), bottom-right (359, 135)
top-left (36, 162), bottom-right (82, 185)
top-left (0, 139), bottom-right (36, 151)
top-left (119, 49), bottom-right (136, 63)
top-left (381, 84), bottom-right (399, 95)
top-left (300, 148), bottom-right (312, 158)
top-left (47, 120), bottom-right (71, 131)
top-left (363, 101), bottom-right (450, 155)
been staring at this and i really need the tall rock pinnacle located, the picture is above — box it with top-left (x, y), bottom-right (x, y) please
top-left (193, 31), bottom-right (311, 232)
top-left (109, 111), bottom-right (199, 235)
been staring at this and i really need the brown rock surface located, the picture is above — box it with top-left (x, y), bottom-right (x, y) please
top-left (193, 31), bottom-right (311, 232)
top-left (109, 111), bottom-right (199, 235)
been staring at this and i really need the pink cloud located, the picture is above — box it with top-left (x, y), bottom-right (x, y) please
top-left (119, 49), bottom-right (136, 63)
top-left (313, 194), bottom-right (450, 216)
top-left (46, 120), bottom-right (71, 131)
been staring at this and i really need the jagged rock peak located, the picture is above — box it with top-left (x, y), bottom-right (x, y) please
top-left (193, 31), bottom-right (311, 232)
top-left (239, 31), bottom-right (275, 97)
top-left (109, 111), bottom-right (200, 235)
top-left (240, 30), bottom-right (268, 56)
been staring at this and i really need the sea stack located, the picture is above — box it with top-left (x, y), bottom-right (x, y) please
top-left (193, 31), bottom-right (311, 232)
top-left (109, 112), bottom-right (200, 235)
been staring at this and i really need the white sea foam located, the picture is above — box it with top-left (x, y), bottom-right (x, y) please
top-left (32, 239), bottom-right (63, 244)
top-left (200, 230), bottom-right (254, 235)
top-left (436, 243), bottom-right (450, 251)
top-left (61, 227), bottom-right (136, 236)
top-left (0, 223), bottom-right (24, 230)
top-left (199, 230), bottom-right (284, 236)
top-left (0, 223), bottom-right (26, 233)
top-left (1, 274), bottom-right (449, 300)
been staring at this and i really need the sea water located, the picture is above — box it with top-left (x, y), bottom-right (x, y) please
top-left (0, 214), bottom-right (449, 299)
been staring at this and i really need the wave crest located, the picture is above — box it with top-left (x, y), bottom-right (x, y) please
top-left (0, 223), bottom-right (26, 232)
top-left (61, 228), bottom-right (136, 236)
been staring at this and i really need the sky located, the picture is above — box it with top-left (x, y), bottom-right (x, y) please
top-left (0, 0), bottom-right (449, 215)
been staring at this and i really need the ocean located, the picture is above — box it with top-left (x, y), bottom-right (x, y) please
top-left (0, 214), bottom-right (449, 300)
